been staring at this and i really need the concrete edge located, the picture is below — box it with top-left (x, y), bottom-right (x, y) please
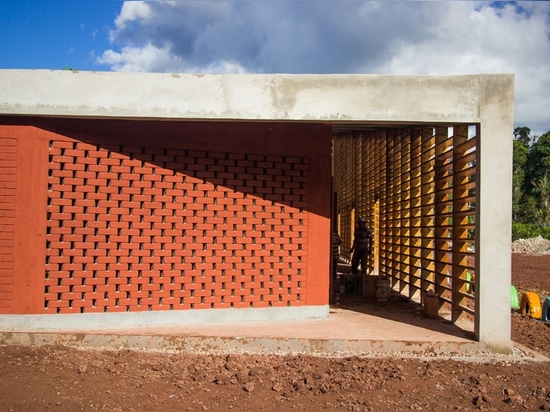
top-left (0, 331), bottom-right (546, 363)
top-left (0, 306), bottom-right (329, 332)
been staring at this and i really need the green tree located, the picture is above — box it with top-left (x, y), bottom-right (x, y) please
top-left (514, 126), bottom-right (532, 147)
top-left (532, 173), bottom-right (550, 227)
top-left (513, 128), bottom-right (550, 239)
top-left (526, 131), bottom-right (550, 187)
top-left (513, 138), bottom-right (528, 220)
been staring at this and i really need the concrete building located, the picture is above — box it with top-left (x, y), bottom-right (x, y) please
top-left (0, 70), bottom-right (514, 352)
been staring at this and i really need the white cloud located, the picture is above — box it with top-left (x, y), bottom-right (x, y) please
top-left (98, 44), bottom-right (177, 72)
top-left (98, 0), bottom-right (550, 134)
top-left (97, 42), bottom-right (247, 73)
top-left (370, 2), bottom-right (550, 134)
top-left (114, 1), bottom-right (152, 31)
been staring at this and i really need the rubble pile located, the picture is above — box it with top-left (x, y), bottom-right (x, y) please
top-left (511, 235), bottom-right (550, 254)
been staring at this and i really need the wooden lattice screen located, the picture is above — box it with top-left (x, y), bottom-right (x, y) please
top-left (334, 126), bottom-right (477, 323)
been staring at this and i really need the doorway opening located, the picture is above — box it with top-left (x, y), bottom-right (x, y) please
top-left (331, 125), bottom-right (478, 329)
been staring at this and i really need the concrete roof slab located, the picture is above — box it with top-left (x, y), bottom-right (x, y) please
top-left (0, 70), bottom-right (513, 125)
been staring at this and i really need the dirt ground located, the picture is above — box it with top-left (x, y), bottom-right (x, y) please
top-left (1, 254), bottom-right (550, 411)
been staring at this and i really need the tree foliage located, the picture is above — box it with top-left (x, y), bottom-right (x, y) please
top-left (512, 127), bottom-right (550, 239)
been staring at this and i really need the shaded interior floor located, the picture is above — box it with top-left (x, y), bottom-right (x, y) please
top-left (331, 290), bottom-right (475, 342)
top-left (330, 260), bottom-right (475, 338)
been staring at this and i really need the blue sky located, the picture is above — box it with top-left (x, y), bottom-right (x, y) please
top-left (1, 0), bottom-right (549, 136)
top-left (0, 1), bottom-right (118, 71)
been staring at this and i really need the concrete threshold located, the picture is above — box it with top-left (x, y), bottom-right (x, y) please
top-left (0, 296), bottom-right (545, 362)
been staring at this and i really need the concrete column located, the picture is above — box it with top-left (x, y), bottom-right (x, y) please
top-left (476, 75), bottom-right (515, 352)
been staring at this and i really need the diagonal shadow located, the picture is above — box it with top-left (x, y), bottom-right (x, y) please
top-left (333, 264), bottom-right (475, 341)
top-left (3, 115), bottom-right (332, 219)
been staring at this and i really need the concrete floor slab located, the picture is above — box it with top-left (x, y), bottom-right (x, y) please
top-left (2, 293), bottom-right (542, 361)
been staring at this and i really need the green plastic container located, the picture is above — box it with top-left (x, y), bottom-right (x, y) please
top-left (510, 285), bottom-right (520, 310)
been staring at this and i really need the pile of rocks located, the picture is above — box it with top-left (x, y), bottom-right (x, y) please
top-left (511, 235), bottom-right (550, 254)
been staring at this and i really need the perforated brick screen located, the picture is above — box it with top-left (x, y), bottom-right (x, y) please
top-left (45, 140), bottom-right (309, 313)
top-left (0, 138), bottom-right (16, 310)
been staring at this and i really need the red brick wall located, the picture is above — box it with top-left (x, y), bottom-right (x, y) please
top-left (0, 119), bottom-right (332, 315)
top-left (0, 138), bottom-right (16, 311)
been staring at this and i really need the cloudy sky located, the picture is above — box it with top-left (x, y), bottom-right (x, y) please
top-left (1, 1), bottom-right (549, 135)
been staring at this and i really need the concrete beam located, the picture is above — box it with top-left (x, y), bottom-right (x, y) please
top-left (0, 70), bottom-right (510, 125)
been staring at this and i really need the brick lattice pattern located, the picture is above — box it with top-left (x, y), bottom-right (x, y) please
top-left (0, 138), bottom-right (17, 310)
top-left (45, 141), bottom-right (308, 313)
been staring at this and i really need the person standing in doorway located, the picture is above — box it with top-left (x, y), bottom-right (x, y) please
top-left (349, 217), bottom-right (372, 275)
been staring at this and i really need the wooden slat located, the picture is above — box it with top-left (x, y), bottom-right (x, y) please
top-left (333, 124), bottom-right (477, 326)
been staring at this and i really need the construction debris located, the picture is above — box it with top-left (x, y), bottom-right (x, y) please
top-left (511, 235), bottom-right (550, 254)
